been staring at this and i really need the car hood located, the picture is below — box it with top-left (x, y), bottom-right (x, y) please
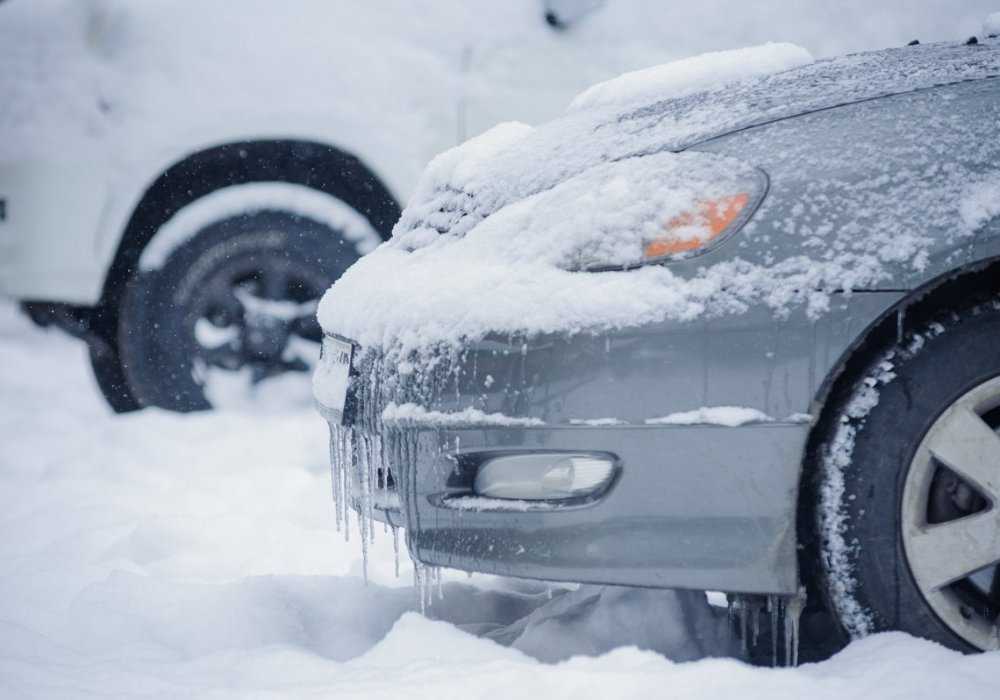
top-left (394, 40), bottom-right (1000, 249)
top-left (318, 40), bottom-right (1000, 355)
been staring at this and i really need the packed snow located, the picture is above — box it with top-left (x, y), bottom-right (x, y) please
top-left (959, 175), bottom-right (1000, 233)
top-left (569, 417), bottom-right (629, 426)
top-left (568, 42), bottom-right (814, 112)
top-left (381, 402), bottom-right (546, 428)
top-left (3, 292), bottom-right (1000, 695)
top-left (393, 149), bottom-right (767, 270)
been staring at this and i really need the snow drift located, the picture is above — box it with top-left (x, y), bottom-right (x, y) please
top-left (3, 301), bottom-right (1000, 697)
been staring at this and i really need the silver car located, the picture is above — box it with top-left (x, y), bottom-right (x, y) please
top-left (316, 38), bottom-right (1000, 659)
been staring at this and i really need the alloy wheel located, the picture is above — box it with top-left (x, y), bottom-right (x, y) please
top-left (902, 375), bottom-right (1000, 650)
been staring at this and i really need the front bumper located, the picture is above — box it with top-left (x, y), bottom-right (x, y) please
top-left (318, 294), bottom-right (899, 595)
top-left (397, 422), bottom-right (807, 594)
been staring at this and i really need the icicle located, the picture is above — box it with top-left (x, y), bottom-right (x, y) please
top-left (329, 422), bottom-right (358, 541)
top-left (392, 525), bottom-right (400, 578)
top-left (783, 588), bottom-right (807, 668)
top-left (413, 560), bottom-right (425, 615)
top-left (362, 433), bottom-right (371, 543)
top-left (368, 435), bottom-right (378, 545)
top-left (344, 435), bottom-right (352, 543)
top-left (768, 595), bottom-right (780, 667)
top-left (329, 426), bottom-right (342, 532)
top-left (729, 596), bottom-right (749, 656)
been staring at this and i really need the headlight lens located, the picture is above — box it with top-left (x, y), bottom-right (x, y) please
top-left (643, 192), bottom-right (752, 260)
top-left (557, 151), bottom-right (767, 271)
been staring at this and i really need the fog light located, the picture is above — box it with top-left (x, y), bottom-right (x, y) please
top-left (473, 452), bottom-right (617, 501)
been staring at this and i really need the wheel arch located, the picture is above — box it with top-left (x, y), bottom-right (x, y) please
top-left (86, 138), bottom-right (401, 413)
top-left (98, 138), bottom-right (401, 309)
top-left (808, 255), bottom-right (1000, 447)
top-left (796, 254), bottom-right (1000, 617)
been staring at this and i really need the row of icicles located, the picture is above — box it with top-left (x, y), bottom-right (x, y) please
top-left (329, 421), bottom-right (443, 612)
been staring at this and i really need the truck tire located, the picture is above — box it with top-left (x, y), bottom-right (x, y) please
top-left (118, 210), bottom-right (361, 412)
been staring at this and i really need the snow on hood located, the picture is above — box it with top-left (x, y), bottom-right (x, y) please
top-left (568, 42), bottom-right (814, 113)
top-left (319, 41), bottom-right (1000, 353)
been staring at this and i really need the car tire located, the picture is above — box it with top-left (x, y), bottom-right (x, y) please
top-left (813, 298), bottom-right (1000, 652)
top-left (118, 209), bottom-right (362, 412)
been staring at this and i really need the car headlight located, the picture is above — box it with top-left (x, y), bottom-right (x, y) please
top-left (642, 190), bottom-right (756, 260)
top-left (559, 151), bottom-right (768, 271)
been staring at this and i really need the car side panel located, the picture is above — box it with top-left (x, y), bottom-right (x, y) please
top-left (438, 293), bottom-right (900, 427)
top-left (684, 78), bottom-right (1000, 289)
top-left (0, 158), bottom-right (110, 303)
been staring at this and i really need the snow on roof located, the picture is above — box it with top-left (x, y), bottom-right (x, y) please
top-left (568, 43), bottom-right (814, 113)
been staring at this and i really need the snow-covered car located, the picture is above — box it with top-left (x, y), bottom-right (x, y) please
top-left (0, 0), bottom-right (698, 412)
top-left (315, 36), bottom-right (1000, 659)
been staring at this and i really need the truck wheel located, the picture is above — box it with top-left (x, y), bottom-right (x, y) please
top-left (118, 210), bottom-right (362, 412)
top-left (814, 299), bottom-right (1000, 652)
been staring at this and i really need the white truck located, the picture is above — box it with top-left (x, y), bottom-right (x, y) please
top-left (1, 0), bottom-right (986, 411)
top-left (0, 0), bottom-right (671, 411)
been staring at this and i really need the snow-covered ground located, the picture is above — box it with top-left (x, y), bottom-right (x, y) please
top-left (3, 302), bottom-right (1000, 697)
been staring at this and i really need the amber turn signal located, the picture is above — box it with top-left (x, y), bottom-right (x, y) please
top-left (643, 192), bottom-right (750, 259)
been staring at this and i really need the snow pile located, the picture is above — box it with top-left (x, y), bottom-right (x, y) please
top-left (382, 402), bottom-right (545, 428)
top-left (959, 174), bottom-right (1000, 233)
top-left (568, 43), bottom-right (814, 113)
top-left (645, 406), bottom-right (774, 427)
top-left (570, 417), bottom-right (628, 426)
top-left (3, 307), bottom-right (1000, 695)
top-left (394, 149), bottom-right (764, 270)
